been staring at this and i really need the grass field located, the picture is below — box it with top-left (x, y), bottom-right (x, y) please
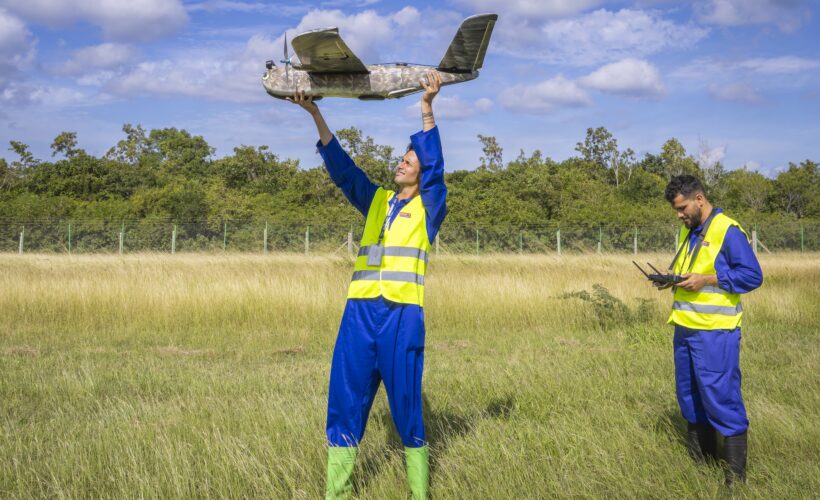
top-left (1, 253), bottom-right (818, 498)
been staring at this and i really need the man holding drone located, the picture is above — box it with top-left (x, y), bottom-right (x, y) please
top-left (288, 70), bottom-right (446, 499)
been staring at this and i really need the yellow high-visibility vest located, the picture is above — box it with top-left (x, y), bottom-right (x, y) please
top-left (347, 188), bottom-right (431, 306)
top-left (668, 212), bottom-right (746, 330)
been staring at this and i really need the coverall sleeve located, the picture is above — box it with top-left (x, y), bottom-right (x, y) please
top-left (410, 126), bottom-right (448, 245)
top-left (317, 136), bottom-right (379, 217)
top-left (715, 226), bottom-right (764, 294)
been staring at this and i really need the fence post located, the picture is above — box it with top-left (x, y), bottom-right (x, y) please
top-left (556, 228), bottom-right (561, 256)
top-left (752, 229), bottom-right (758, 254)
top-left (347, 229), bottom-right (353, 257)
top-left (800, 224), bottom-right (804, 253)
top-left (171, 224), bottom-right (177, 254)
top-left (19, 226), bottom-right (24, 254)
top-left (68, 223), bottom-right (72, 254)
top-left (598, 226), bottom-right (602, 254)
top-left (263, 222), bottom-right (268, 254)
top-left (633, 226), bottom-right (638, 255)
top-left (119, 223), bottom-right (124, 255)
top-left (305, 226), bottom-right (310, 255)
top-left (223, 222), bottom-right (227, 251)
top-left (519, 230), bottom-right (523, 254)
top-left (475, 228), bottom-right (480, 255)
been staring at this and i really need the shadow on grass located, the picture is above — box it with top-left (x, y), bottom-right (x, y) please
top-left (353, 392), bottom-right (515, 496)
top-left (656, 406), bottom-right (689, 448)
top-left (655, 406), bottom-right (727, 460)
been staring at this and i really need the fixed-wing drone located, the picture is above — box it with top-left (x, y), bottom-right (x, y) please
top-left (262, 13), bottom-right (497, 100)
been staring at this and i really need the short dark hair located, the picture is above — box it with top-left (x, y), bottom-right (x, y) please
top-left (406, 143), bottom-right (414, 153)
top-left (665, 175), bottom-right (706, 203)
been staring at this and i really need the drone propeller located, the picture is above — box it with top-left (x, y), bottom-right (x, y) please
top-left (280, 33), bottom-right (292, 85)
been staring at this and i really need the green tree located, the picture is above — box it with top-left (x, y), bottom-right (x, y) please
top-left (575, 127), bottom-right (634, 187)
top-left (9, 141), bottom-right (38, 170)
top-left (336, 127), bottom-right (394, 188)
top-left (775, 160), bottom-right (819, 218)
top-left (477, 134), bottom-right (503, 172)
top-left (660, 138), bottom-right (700, 179)
top-left (724, 169), bottom-right (773, 213)
top-left (0, 158), bottom-right (18, 192)
top-left (50, 131), bottom-right (83, 159)
top-left (149, 128), bottom-right (214, 179)
top-left (106, 124), bottom-right (152, 165)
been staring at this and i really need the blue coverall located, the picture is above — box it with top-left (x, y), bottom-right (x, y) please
top-left (673, 208), bottom-right (763, 437)
top-left (317, 127), bottom-right (447, 448)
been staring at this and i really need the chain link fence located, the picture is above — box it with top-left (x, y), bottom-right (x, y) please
top-left (1, 220), bottom-right (818, 254)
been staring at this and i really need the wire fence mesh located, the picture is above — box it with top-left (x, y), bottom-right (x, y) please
top-left (1, 220), bottom-right (817, 254)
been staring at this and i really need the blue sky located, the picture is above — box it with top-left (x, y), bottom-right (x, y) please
top-left (1, 0), bottom-right (818, 176)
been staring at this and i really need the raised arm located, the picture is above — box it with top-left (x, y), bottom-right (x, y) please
top-left (420, 70), bottom-right (441, 132)
top-left (414, 71), bottom-right (448, 243)
top-left (288, 91), bottom-right (378, 216)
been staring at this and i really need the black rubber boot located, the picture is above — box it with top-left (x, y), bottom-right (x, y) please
top-left (686, 422), bottom-right (718, 462)
top-left (723, 432), bottom-right (747, 488)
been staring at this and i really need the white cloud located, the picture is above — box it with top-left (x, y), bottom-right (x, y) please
top-left (102, 7), bottom-right (468, 103)
top-left (404, 95), bottom-right (494, 120)
top-left (672, 56), bottom-right (820, 84)
top-left (289, 9), bottom-right (392, 63)
top-left (475, 97), bottom-right (493, 111)
top-left (0, 7), bottom-right (35, 96)
top-left (57, 43), bottom-right (136, 76)
top-left (697, 143), bottom-right (726, 168)
top-left (499, 76), bottom-right (591, 114)
top-left (452, 0), bottom-right (607, 19)
top-left (187, 1), bottom-right (280, 14)
top-left (696, 0), bottom-right (811, 32)
top-left (493, 8), bottom-right (709, 66)
top-left (105, 34), bottom-right (277, 103)
top-left (709, 83), bottom-right (761, 103)
top-left (28, 86), bottom-right (93, 106)
top-left (0, 0), bottom-right (188, 41)
top-left (392, 6), bottom-right (420, 27)
top-left (738, 56), bottom-right (820, 75)
top-left (0, 7), bottom-right (34, 69)
top-left (579, 58), bottom-right (664, 97)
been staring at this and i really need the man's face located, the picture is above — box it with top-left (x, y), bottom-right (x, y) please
top-left (394, 150), bottom-right (420, 187)
top-left (670, 193), bottom-right (704, 229)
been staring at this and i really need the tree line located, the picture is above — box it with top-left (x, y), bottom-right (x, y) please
top-left (1, 124), bottom-right (818, 233)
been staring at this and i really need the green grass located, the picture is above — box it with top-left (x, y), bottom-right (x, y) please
top-left (1, 253), bottom-right (818, 498)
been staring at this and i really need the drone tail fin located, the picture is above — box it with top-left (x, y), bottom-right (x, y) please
top-left (437, 13), bottom-right (497, 73)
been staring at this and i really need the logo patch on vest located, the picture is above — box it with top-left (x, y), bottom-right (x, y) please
top-left (702, 240), bottom-right (710, 247)
top-left (399, 212), bottom-right (412, 218)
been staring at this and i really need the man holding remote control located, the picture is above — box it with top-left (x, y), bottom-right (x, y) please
top-left (660, 175), bottom-right (762, 488)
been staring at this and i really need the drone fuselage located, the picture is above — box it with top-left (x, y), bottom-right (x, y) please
top-left (262, 63), bottom-right (478, 100)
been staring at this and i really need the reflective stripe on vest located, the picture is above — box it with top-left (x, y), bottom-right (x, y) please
top-left (358, 245), bottom-right (429, 264)
top-left (667, 212), bottom-right (746, 330)
top-left (351, 270), bottom-right (425, 286)
top-left (672, 301), bottom-right (742, 316)
top-left (347, 188), bottom-right (431, 306)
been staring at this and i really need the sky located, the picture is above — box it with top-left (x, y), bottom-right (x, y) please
top-left (1, 0), bottom-right (819, 176)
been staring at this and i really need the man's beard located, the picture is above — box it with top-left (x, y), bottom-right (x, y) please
top-left (685, 206), bottom-right (702, 229)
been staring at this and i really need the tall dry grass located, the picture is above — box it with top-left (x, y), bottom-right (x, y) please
top-left (1, 253), bottom-right (818, 498)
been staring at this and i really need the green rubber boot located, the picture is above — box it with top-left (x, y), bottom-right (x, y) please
top-left (325, 446), bottom-right (357, 499)
top-left (405, 446), bottom-right (429, 500)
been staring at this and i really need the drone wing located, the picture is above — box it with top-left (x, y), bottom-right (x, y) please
top-left (438, 13), bottom-right (498, 72)
top-left (291, 28), bottom-right (369, 73)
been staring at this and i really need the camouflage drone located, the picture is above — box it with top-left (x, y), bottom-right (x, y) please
top-left (262, 13), bottom-right (498, 100)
